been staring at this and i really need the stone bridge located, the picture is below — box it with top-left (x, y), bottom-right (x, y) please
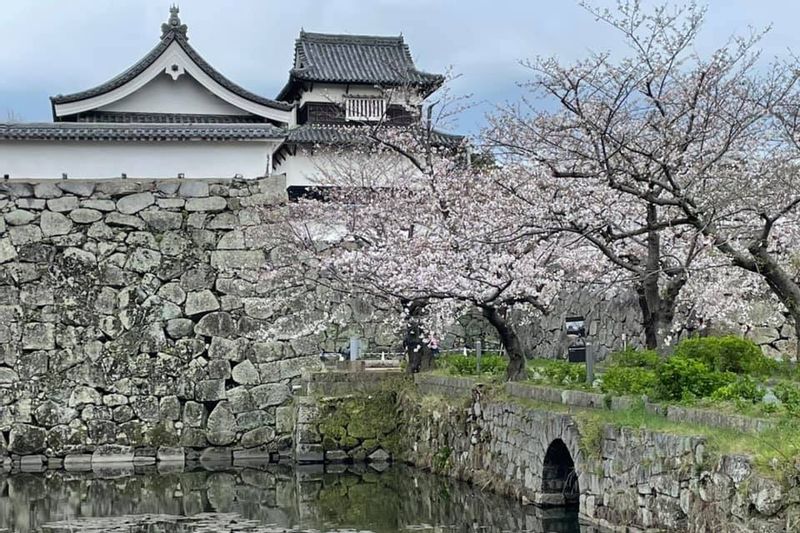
top-left (301, 372), bottom-right (796, 533)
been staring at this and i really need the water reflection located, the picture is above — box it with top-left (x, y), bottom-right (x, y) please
top-left (0, 463), bottom-right (588, 532)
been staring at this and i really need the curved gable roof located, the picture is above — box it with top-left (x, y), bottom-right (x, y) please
top-left (277, 31), bottom-right (444, 101)
top-left (50, 8), bottom-right (291, 113)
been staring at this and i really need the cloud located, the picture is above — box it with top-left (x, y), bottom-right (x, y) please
top-left (2, 0), bottom-right (799, 132)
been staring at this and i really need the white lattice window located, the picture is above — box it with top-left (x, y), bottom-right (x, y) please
top-left (345, 96), bottom-right (386, 122)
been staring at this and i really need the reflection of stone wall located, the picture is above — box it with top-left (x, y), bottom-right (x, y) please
top-left (0, 464), bottom-right (584, 533)
top-left (0, 177), bottom-right (321, 460)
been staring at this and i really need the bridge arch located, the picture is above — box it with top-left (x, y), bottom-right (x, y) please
top-left (540, 437), bottom-right (581, 507)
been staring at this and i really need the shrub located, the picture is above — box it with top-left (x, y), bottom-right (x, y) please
top-left (775, 382), bottom-right (800, 416)
top-left (654, 354), bottom-right (734, 401)
top-left (673, 335), bottom-right (769, 375)
top-left (601, 366), bottom-right (657, 396)
top-left (608, 348), bottom-right (661, 369)
top-left (709, 376), bottom-right (763, 404)
top-left (438, 354), bottom-right (507, 376)
top-left (529, 359), bottom-right (586, 385)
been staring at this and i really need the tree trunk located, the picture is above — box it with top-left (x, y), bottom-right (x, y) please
top-left (635, 285), bottom-right (677, 352)
top-left (745, 246), bottom-right (800, 363)
top-left (402, 299), bottom-right (433, 374)
top-left (636, 206), bottom-right (683, 352)
top-left (481, 305), bottom-right (526, 381)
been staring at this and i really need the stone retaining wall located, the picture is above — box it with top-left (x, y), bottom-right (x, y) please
top-left (306, 372), bottom-right (797, 532)
top-left (529, 288), bottom-right (797, 360)
top-left (0, 177), bottom-right (321, 464)
top-left (422, 375), bottom-right (775, 434)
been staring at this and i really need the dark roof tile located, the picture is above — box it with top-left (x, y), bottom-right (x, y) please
top-left (71, 111), bottom-right (267, 124)
top-left (286, 124), bottom-right (462, 147)
top-left (278, 32), bottom-right (443, 99)
top-left (0, 123), bottom-right (285, 142)
top-left (51, 14), bottom-right (292, 113)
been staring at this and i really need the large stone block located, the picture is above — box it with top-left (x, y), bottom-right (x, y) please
top-left (69, 386), bottom-right (102, 407)
top-left (206, 402), bottom-right (237, 446)
top-left (4, 209), bottom-right (36, 225)
top-left (10, 224), bottom-right (43, 245)
top-left (58, 181), bottom-right (96, 197)
top-left (183, 401), bottom-right (207, 428)
top-left (186, 196), bottom-right (227, 212)
top-left (47, 196), bottom-right (78, 212)
top-left (166, 318), bottom-right (194, 339)
top-left (140, 209), bottom-right (183, 231)
top-left (226, 387), bottom-right (255, 414)
top-left (185, 289), bottom-right (220, 316)
top-left (131, 396), bottom-right (160, 423)
top-left (0, 239), bottom-right (14, 268)
top-left (232, 360), bottom-right (260, 385)
top-left (92, 444), bottom-right (134, 464)
top-left (208, 359), bottom-right (231, 380)
top-left (34, 182), bottom-right (63, 199)
top-left (117, 192), bottom-right (155, 215)
top-left (195, 379), bottom-right (226, 401)
top-left (208, 336), bottom-right (243, 361)
top-left (240, 427), bottom-right (275, 448)
top-left (21, 323), bottom-right (55, 350)
top-left (250, 384), bottom-right (292, 409)
top-left (258, 356), bottom-right (317, 383)
top-left (242, 298), bottom-right (271, 320)
top-left (105, 212), bottom-right (145, 229)
top-left (125, 248), bottom-right (162, 273)
top-left (0, 367), bottom-right (18, 384)
top-left (210, 250), bottom-right (265, 270)
top-left (34, 401), bottom-right (77, 428)
top-left (237, 409), bottom-right (274, 431)
top-left (195, 312), bottom-right (236, 338)
top-left (159, 396), bottom-right (181, 421)
top-left (81, 199), bottom-right (115, 211)
top-left (9, 424), bottom-right (47, 454)
top-left (40, 211), bottom-right (73, 236)
top-left (68, 208), bottom-right (103, 224)
top-left (179, 181), bottom-right (209, 198)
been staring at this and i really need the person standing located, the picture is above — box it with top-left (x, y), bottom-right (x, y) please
top-left (429, 336), bottom-right (440, 357)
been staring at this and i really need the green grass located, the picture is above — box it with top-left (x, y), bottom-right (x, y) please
top-left (485, 384), bottom-right (800, 479)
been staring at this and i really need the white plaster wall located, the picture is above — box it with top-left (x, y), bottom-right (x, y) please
top-left (0, 141), bottom-right (275, 179)
top-left (276, 146), bottom-right (419, 187)
top-left (99, 73), bottom-right (251, 116)
top-left (299, 84), bottom-right (422, 108)
top-left (276, 151), bottom-right (322, 187)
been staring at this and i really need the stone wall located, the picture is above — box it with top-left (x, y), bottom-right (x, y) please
top-left (529, 288), bottom-right (797, 361)
top-left (306, 373), bottom-right (798, 532)
top-left (0, 177), bottom-right (321, 464)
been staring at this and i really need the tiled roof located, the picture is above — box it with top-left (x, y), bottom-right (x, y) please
top-left (0, 123), bottom-right (285, 141)
top-left (286, 124), bottom-right (463, 147)
top-left (71, 112), bottom-right (268, 124)
top-left (50, 12), bottom-right (292, 112)
top-left (277, 32), bottom-right (444, 99)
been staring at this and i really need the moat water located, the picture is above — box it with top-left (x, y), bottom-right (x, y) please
top-left (0, 462), bottom-right (584, 533)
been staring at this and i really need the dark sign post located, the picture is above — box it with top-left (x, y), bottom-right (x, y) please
top-left (565, 316), bottom-right (594, 385)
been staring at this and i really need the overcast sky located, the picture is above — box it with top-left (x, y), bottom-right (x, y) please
top-left (2, 1), bottom-right (800, 134)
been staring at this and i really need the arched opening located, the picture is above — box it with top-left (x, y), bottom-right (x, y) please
top-left (541, 438), bottom-right (580, 507)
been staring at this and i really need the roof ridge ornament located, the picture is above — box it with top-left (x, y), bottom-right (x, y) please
top-left (161, 5), bottom-right (188, 41)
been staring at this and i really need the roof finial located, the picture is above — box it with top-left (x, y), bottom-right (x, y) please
top-left (161, 4), bottom-right (188, 40)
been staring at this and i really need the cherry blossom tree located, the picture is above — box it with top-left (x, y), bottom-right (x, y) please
top-left (264, 94), bottom-right (595, 380)
top-left (486, 1), bottom-right (800, 353)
